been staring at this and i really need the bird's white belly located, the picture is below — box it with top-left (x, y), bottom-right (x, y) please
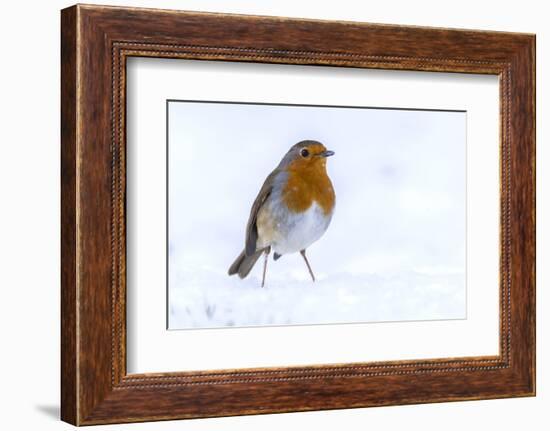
top-left (257, 201), bottom-right (332, 255)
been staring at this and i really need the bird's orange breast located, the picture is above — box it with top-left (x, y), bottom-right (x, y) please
top-left (282, 162), bottom-right (335, 215)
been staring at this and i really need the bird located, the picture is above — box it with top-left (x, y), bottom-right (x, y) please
top-left (228, 140), bottom-right (335, 287)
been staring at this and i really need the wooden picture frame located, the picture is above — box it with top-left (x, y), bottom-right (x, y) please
top-left (61, 4), bottom-right (535, 425)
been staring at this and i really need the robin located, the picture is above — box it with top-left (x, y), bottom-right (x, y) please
top-left (228, 140), bottom-right (335, 287)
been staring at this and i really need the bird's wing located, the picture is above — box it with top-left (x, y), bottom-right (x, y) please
top-left (244, 170), bottom-right (279, 256)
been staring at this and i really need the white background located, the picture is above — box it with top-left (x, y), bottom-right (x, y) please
top-left (0, 0), bottom-right (546, 430)
top-left (128, 60), bottom-right (499, 373)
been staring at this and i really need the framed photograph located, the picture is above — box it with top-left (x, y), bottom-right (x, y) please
top-left (61, 4), bottom-right (535, 425)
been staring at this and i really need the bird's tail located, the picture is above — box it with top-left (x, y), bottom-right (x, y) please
top-left (228, 249), bottom-right (264, 279)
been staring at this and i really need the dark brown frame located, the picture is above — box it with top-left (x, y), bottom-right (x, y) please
top-left (61, 4), bottom-right (536, 426)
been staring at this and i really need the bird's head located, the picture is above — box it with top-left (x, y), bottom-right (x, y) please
top-left (280, 140), bottom-right (335, 171)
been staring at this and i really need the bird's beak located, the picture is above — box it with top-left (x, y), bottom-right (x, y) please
top-left (319, 150), bottom-right (335, 158)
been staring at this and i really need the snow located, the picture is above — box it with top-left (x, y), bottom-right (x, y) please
top-left (169, 264), bottom-right (465, 329)
top-left (167, 101), bottom-right (466, 330)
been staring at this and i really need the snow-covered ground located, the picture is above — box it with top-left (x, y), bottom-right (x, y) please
top-left (169, 265), bottom-right (465, 329)
top-left (167, 101), bottom-right (466, 330)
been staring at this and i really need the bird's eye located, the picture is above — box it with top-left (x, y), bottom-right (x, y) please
top-left (300, 148), bottom-right (310, 158)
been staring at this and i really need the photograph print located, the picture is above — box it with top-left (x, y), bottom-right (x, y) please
top-left (167, 100), bottom-right (466, 330)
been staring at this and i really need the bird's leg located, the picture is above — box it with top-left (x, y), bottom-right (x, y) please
top-left (261, 246), bottom-right (271, 288)
top-left (300, 249), bottom-right (316, 282)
